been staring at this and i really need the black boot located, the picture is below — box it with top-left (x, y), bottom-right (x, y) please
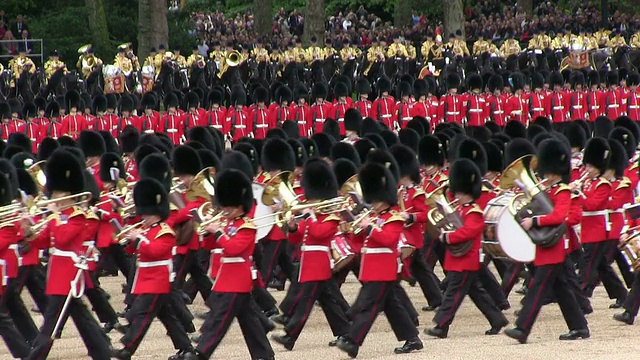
top-left (425, 325), bottom-right (449, 338)
top-left (609, 299), bottom-right (625, 309)
top-left (393, 337), bottom-right (423, 354)
top-left (336, 337), bottom-right (359, 358)
top-left (485, 319), bottom-right (509, 335)
top-left (504, 328), bottom-right (527, 344)
top-left (112, 348), bottom-right (132, 360)
top-left (421, 304), bottom-right (440, 312)
top-left (613, 311), bottom-right (635, 325)
top-left (270, 314), bottom-right (290, 326)
top-left (559, 329), bottom-right (590, 340)
top-left (104, 321), bottom-right (127, 334)
top-left (271, 334), bottom-right (295, 351)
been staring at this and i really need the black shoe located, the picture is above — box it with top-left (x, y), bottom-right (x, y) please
top-left (190, 334), bottom-right (201, 343)
top-left (515, 286), bottom-right (528, 295)
top-left (504, 328), bottom-right (527, 344)
top-left (613, 311), bottom-right (635, 325)
top-left (104, 321), bottom-right (127, 334)
top-left (499, 302), bottom-right (511, 311)
top-left (406, 277), bottom-right (417, 287)
top-left (168, 349), bottom-right (194, 360)
top-left (271, 334), bottom-right (295, 351)
top-left (180, 291), bottom-right (193, 305)
top-left (582, 306), bottom-right (594, 315)
top-left (422, 304), bottom-right (440, 312)
top-left (559, 329), bottom-right (590, 340)
top-left (267, 279), bottom-right (285, 291)
top-left (485, 319), bottom-right (509, 335)
top-left (117, 308), bottom-right (130, 318)
top-left (270, 314), bottom-right (289, 326)
top-left (610, 299), bottom-right (625, 309)
top-left (182, 350), bottom-right (204, 360)
top-left (393, 337), bottom-right (423, 354)
top-left (328, 336), bottom-right (341, 347)
top-left (425, 326), bottom-right (448, 338)
top-left (185, 322), bottom-right (196, 334)
top-left (264, 307), bottom-right (279, 318)
top-left (336, 337), bottom-right (359, 358)
top-left (196, 311), bottom-right (210, 320)
top-left (263, 319), bottom-right (276, 333)
top-left (112, 349), bottom-right (132, 360)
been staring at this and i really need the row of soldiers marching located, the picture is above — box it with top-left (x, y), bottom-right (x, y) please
top-left (2, 64), bottom-right (640, 152)
top-left (2, 86), bottom-right (640, 359)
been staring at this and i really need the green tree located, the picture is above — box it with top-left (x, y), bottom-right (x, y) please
top-left (394, 0), bottom-right (412, 28)
top-left (443, 0), bottom-right (464, 39)
top-left (303, 0), bottom-right (325, 46)
top-left (138, 0), bottom-right (169, 63)
top-left (85, 0), bottom-right (111, 56)
top-left (254, 0), bottom-right (273, 36)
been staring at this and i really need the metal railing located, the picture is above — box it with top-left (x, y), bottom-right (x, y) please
top-left (0, 39), bottom-right (44, 65)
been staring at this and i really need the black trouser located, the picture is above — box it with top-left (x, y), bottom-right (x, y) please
top-left (27, 295), bottom-right (112, 360)
top-left (121, 293), bottom-right (192, 355)
top-left (184, 248), bottom-right (212, 302)
top-left (395, 282), bottom-right (419, 322)
top-left (5, 276), bottom-right (38, 343)
top-left (346, 281), bottom-right (418, 346)
top-left (13, 265), bottom-right (47, 312)
top-left (515, 263), bottom-right (588, 334)
top-left (0, 290), bottom-right (30, 358)
top-left (84, 275), bottom-right (119, 325)
top-left (260, 240), bottom-right (296, 283)
top-left (97, 244), bottom-right (132, 282)
top-left (563, 255), bottom-right (592, 313)
top-left (580, 240), bottom-right (628, 301)
top-left (410, 248), bottom-right (442, 307)
top-left (502, 262), bottom-right (526, 297)
top-left (174, 250), bottom-right (212, 302)
top-left (196, 292), bottom-right (274, 359)
top-left (433, 270), bottom-right (507, 329)
top-left (478, 263), bottom-right (508, 307)
top-left (252, 287), bottom-right (278, 313)
top-left (623, 272), bottom-right (640, 316)
top-left (284, 280), bottom-right (350, 344)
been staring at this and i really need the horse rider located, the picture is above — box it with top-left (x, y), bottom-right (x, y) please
top-left (143, 47), bottom-right (156, 68)
top-left (421, 31), bottom-right (435, 61)
top-left (251, 38), bottom-right (270, 63)
top-left (44, 49), bottom-right (68, 83)
top-left (186, 45), bottom-right (206, 78)
top-left (124, 43), bottom-right (140, 72)
top-left (472, 32), bottom-right (490, 56)
top-left (454, 30), bottom-right (471, 56)
top-left (113, 44), bottom-right (134, 77)
top-left (500, 34), bottom-right (522, 58)
top-left (10, 46), bottom-right (36, 88)
top-left (173, 47), bottom-right (188, 69)
top-left (306, 36), bottom-right (324, 65)
top-left (387, 34), bottom-right (408, 59)
top-left (609, 30), bottom-right (629, 52)
top-left (76, 45), bottom-right (103, 79)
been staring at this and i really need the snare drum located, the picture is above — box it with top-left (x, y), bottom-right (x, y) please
top-left (331, 234), bottom-right (355, 272)
top-left (620, 232), bottom-right (640, 272)
top-left (483, 193), bottom-right (536, 262)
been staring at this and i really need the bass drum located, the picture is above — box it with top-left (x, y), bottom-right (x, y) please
top-left (483, 193), bottom-right (536, 262)
top-left (252, 183), bottom-right (274, 241)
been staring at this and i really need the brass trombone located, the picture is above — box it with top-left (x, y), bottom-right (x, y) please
top-left (35, 192), bottom-right (93, 208)
top-left (27, 161), bottom-right (46, 192)
top-left (253, 197), bottom-right (349, 229)
top-left (115, 221), bottom-right (145, 245)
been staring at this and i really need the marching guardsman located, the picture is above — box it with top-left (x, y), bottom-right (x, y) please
top-left (418, 135), bottom-right (448, 196)
top-left (26, 150), bottom-right (113, 359)
top-left (93, 94), bottom-right (111, 134)
top-left (184, 92), bottom-right (203, 134)
top-left (603, 71), bottom-right (625, 119)
top-left (206, 88), bottom-right (227, 132)
top-left (529, 73), bottom-right (548, 119)
top-left (119, 94), bottom-right (139, 130)
top-left (310, 83), bottom-right (332, 134)
top-left (505, 72), bottom-right (529, 125)
top-left (33, 96), bottom-right (49, 127)
top-left (353, 78), bottom-right (372, 119)
top-left (439, 73), bottom-right (465, 125)
top-left (342, 108), bottom-right (362, 144)
top-left (0, 173), bottom-right (32, 359)
top-left (271, 159), bottom-right (351, 350)
top-left (548, 71), bottom-right (569, 125)
top-left (160, 92), bottom-right (186, 144)
top-left (371, 77), bottom-right (396, 128)
top-left (268, 86), bottom-right (292, 128)
top-left (332, 82), bottom-right (351, 135)
top-left (76, 44), bottom-right (103, 79)
top-left (112, 178), bottom-right (195, 360)
top-left (465, 74), bottom-right (488, 127)
top-left (587, 70), bottom-right (603, 120)
top-left (499, 34), bottom-right (521, 58)
top-left (578, 137), bottom-right (628, 304)
top-left (61, 90), bottom-right (88, 139)
top-left (569, 72), bottom-right (588, 120)
top-left (43, 50), bottom-right (68, 82)
top-left (190, 169), bottom-right (275, 360)
top-left (426, 158), bottom-right (508, 338)
top-left (227, 85), bottom-right (251, 141)
top-left (119, 126), bottom-right (139, 182)
top-left (114, 44), bottom-right (134, 77)
top-left (138, 92), bottom-right (159, 134)
top-left (291, 84), bottom-right (311, 136)
top-left (626, 72), bottom-right (640, 120)
top-left (21, 102), bottom-right (39, 153)
top-left (396, 82), bottom-right (413, 130)
top-left (250, 86), bottom-right (270, 139)
top-left (40, 101), bottom-right (63, 141)
top-left (410, 78), bottom-right (430, 120)
top-left (80, 130), bottom-right (106, 190)
top-left (504, 139), bottom-right (590, 343)
top-left (335, 162), bottom-right (423, 357)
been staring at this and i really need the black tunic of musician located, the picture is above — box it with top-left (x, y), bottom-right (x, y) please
top-left (504, 139), bottom-right (590, 343)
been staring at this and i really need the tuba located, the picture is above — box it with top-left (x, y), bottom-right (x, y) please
top-left (426, 183), bottom-right (472, 256)
top-left (499, 155), bottom-right (567, 247)
top-left (226, 50), bottom-right (241, 68)
top-left (185, 167), bottom-right (216, 202)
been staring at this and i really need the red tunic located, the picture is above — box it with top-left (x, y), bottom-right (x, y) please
top-left (250, 106), bottom-right (270, 139)
top-left (529, 91), bottom-right (548, 118)
top-left (465, 93), bottom-right (488, 127)
top-left (267, 105), bottom-right (290, 128)
top-left (566, 192), bottom-right (583, 254)
top-left (309, 101), bottom-right (333, 134)
top-left (331, 101), bottom-right (350, 135)
top-left (207, 216), bottom-right (256, 293)
top-left (506, 94), bottom-right (529, 124)
top-left (290, 103), bottom-right (311, 136)
top-left (580, 177), bottom-right (612, 243)
top-left (608, 177), bottom-right (633, 240)
top-left (602, 89), bottom-right (624, 119)
top-left (354, 100), bottom-right (372, 118)
top-left (139, 113), bottom-right (160, 134)
top-left (160, 112), bottom-right (186, 144)
top-left (371, 96), bottom-right (396, 129)
top-left (443, 202), bottom-right (483, 272)
top-left (399, 185), bottom-right (428, 249)
top-left (356, 210), bottom-right (403, 282)
top-left (130, 222), bottom-right (175, 294)
top-left (23, 121), bottom-right (40, 153)
top-left (226, 107), bottom-right (251, 141)
top-left (439, 94), bottom-right (465, 125)
top-left (627, 91), bottom-right (640, 120)
top-left (487, 94), bottom-right (508, 126)
top-left (587, 89), bottom-right (604, 120)
top-left (569, 90), bottom-right (588, 120)
top-left (288, 213), bottom-right (339, 282)
top-left (532, 183), bottom-right (570, 265)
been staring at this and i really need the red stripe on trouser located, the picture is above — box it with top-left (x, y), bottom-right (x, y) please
top-left (581, 243), bottom-right (600, 289)
top-left (522, 268), bottom-right (553, 330)
top-left (265, 241), bottom-right (283, 279)
top-left (355, 283), bottom-right (387, 344)
top-left (289, 282), bottom-right (319, 336)
top-left (201, 294), bottom-right (238, 353)
top-left (125, 294), bottom-right (159, 351)
top-left (286, 284), bottom-right (305, 317)
top-left (439, 272), bottom-right (468, 328)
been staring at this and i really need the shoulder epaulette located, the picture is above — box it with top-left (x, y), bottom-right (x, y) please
top-left (383, 211), bottom-right (405, 225)
top-left (466, 204), bottom-right (484, 215)
top-left (617, 177), bottom-right (632, 189)
top-left (85, 210), bottom-right (99, 220)
top-left (595, 178), bottom-right (611, 188)
top-left (238, 217), bottom-right (256, 230)
top-left (554, 184), bottom-right (571, 195)
top-left (629, 163), bottom-right (638, 171)
top-left (69, 206), bottom-right (85, 219)
top-left (323, 214), bottom-right (341, 222)
top-left (156, 222), bottom-right (176, 238)
top-left (412, 189), bottom-right (426, 199)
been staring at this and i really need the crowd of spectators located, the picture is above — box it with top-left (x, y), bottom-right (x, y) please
top-left (187, 1), bottom-right (640, 56)
top-left (0, 12), bottom-right (33, 55)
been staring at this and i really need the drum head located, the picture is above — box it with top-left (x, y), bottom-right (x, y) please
top-left (253, 184), bottom-right (274, 240)
top-left (496, 209), bottom-right (536, 262)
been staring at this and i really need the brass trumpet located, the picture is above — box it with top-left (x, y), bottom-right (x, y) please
top-left (343, 208), bottom-right (373, 235)
top-left (116, 221), bottom-right (145, 245)
top-left (35, 192), bottom-right (93, 208)
top-left (253, 197), bottom-right (349, 229)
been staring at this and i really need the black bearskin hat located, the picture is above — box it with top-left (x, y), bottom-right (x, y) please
top-left (134, 178), bottom-right (170, 220)
top-left (189, 126), bottom-right (217, 153)
top-left (22, 102), bottom-right (36, 119)
top-left (531, 72), bottom-right (544, 89)
top-left (505, 138), bottom-right (536, 165)
top-left (312, 83), bottom-right (328, 100)
top-left (608, 139), bottom-right (628, 177)
top-left (571, 71), bottom-right (585, 87)
top-left (526, 124), bottom-right (547, 142)
top-left (359, 162), bottom-right (398, 205)
top-left (628, 72), bottom-right (640, 87)
top-left (311, 133), bottom-right (335, 158)
top-left (614, 116), bottom-right (640, 147)
top-left (185, 91), bottom-right (200, 109)
top-left (509, 72), bottom-right (525, 91)
top-left (275, 86), bottom-right (292, 104)
top-left (65, 90), bottom-right (81, 112)
top-left (609, 127), bottom-right (636, 159)
top-left (588, 70), bottom-right (600, 86)
top-left (504, 120), bottom-right (527, 139)
top-left (356, 78), bottom-right (372, 95)
top-left (457, 138), bottom-right (488, 174)
top-left (215, 169), bottom-right (254, 213)
top-left (583, 137), bottom-right (611, 174)
top-left (141, 92), bottom-right (157, 110)
top-left (361, 117), bottom-right (381, 135)
top-left (366, 149), bottom-right (399, 182)
top-left (446, 73), bottom-right (461, 90)
top-left (120, 126), bottom-right (140, 153)
top-left (532, 116), bottom-right (552, 131)
top-left (398, 81), bottom-right (412, 98)
top-left (389, 144), bottom-right (420, 184)
top-left (377, 77), bottom-right (391, 95)
top-left (606, 71), bottom-right (619, 87)
top-left (119, 94), bottom-right (135, 112)
top-left (565, 121), bottom-right (587, 150)
top-left (594, 116), bottom-right (613, 138)
top-left (99, 152), bottom-right (125, 183)
top-left (482, 141), bottom-right (503, 172)
top-left (398, 128), bottom-right (420, 152)
top-left (550, 71), bottom-right (564, 88)
top-left (449, 158), bottom-right (482, 199)
top-left (334, 82), bottom-right (349, 98)
top-left (380, 130), bottom-right (399, 149)
top-left (344, 108), bottom-right (363, 132)
top-left (332, 158), bottom-right (358, 188)
top-left (265, 128), bottom-right (288, 140)
top-left (197, 149), bottom-right (220, 170)
top-left (488, 74), bottom-right (503, 93)
top-left (418, 135), bottom-right (445, 167)
top-left (7, 133), bottom-right (31, 154)
top-left (45, 149), bottom-right (85, 194)
top-left (172, 145), bottom-right (202, 176)
top-left (139, 153), bottom-right (172, 192)
top-left (536, 138), bottom-right (570, 176)
top-left (467, 73), bottom-right (482, 91)
top-left (261, 138), bottom-right (295, 172)
top-left (232, 143), bottom-right (259, 176)
top-left (354, 138), bottom-right (377, 165)
top-left (322, 119), bottom-right (340, 141)
top-left (413, 79), bottom-right (428, 98)
top-left (79, 130), bottom-right (106, 157)
top-left (253, 86), bottom-right (269, 104)
top-left (98, 130), bottom-right (119, 154)
top-left (287, 139), bottom-right (307, 168)
top-left (38, 137), bottom-right (59, 161)
top-left (302, 158), bottom-right (338, 200)
top-left (231, 85), bottom-right (247, 106)
top-left (331, 142), bottom-right (361, 168)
